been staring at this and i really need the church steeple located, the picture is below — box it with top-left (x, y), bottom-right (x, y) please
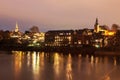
top-left (94, 18), bottom-right (98, 27)
top-left (94, 18), bottom-right (99, 33)
top-left (15, 22), bottom-right (19, 32)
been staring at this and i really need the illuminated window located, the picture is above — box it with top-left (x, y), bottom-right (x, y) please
top-left (59, 33), bottom-right (63, 35)
top-left (86, 40), bottom-right (89, 44)
top-left (78, 40), bottom-right (81, 44)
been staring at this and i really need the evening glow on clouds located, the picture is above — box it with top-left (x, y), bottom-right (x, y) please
top-left (0, 0), bottom-right (120, 31)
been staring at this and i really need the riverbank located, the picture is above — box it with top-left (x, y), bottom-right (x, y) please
top-left (1, 45), bottom-right (120, 56)
top-left (0, 45), bottom-right (95, 54)
top-left (95, 51), bottom-right (120, 56)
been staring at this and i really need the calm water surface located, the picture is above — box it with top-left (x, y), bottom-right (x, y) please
top-left (0, 51), bottom-right (120, 80)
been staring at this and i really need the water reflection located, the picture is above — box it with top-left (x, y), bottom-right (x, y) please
top-left (104, 76), bottom-right (111, 80)
top-left (54, 53), bottom-right (60, 75)
top-left (78, 54), bottom-right (82, 71)
top-left (40, 52), bottom-right (44, 68)
top-left (27, 52), bottom-right (30, 67)
top-left (90, 55), bottom-right (94, 66)
top-left (13, 51), bottom-right (23, 79)
top-left (113, 57), bottom-right (117, 66)
top-left (6, 51), bottom-right (120, 80)
top-left (66, 54), bottom-right (72, 80)
top-left (32, 52), bottom-right (40, 80)
top-left (95, 57), bottom-right (99, 64)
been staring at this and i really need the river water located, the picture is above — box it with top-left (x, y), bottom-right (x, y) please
top-left (0, 51), bottom-right (120, 80)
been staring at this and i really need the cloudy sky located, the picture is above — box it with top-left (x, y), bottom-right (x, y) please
top-left (0, 0), bottom-right (120, 32)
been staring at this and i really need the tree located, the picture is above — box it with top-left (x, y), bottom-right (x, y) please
top-left (29, 26), bottom-right (39, 33)
top-left (111, 24), bottom-right (119, 31)
top-left (102, 25), bottom-right (110, 30)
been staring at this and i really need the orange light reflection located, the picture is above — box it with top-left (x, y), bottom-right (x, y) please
top-left (54, 53), bottom-right (60, 75)
top-left (32, 52), bottom-right (40, 80)
top-left (14, 51), bottom-right (23, 79)
top-left (66, 54), bottom-right (72, 80)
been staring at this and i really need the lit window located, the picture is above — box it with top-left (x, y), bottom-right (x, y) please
top-left (78, 40), bottom-right (81, 44)
top-left (59, 33), bottom-right (63, 35)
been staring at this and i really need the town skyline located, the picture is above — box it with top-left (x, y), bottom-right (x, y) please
top-left (0, 18), bottom-right (119, 32)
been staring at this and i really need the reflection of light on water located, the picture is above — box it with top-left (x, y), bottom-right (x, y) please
top-left (113, 57), bottom-right (117, 66)
top-left (104, 57), bottom-right (108, 64)
top-left (78, 54), bottom-right (82, 58)
top-left (90, 56), bottom-right (99, 66)
top-left (32, 52), bottom-right (40, 80)
top-left (85, 54), bottom-right (93, 75)
top-left (78, 54), bottom-right (82, 71)
top-left (54, 53), bottom-right (60, 75)
top-left (36, 53), bottom-right (39, 68)
top-left (104, 75), bottom-right (111, 80)
top-left (27, 52), bottom-right (30, 66)
top-left (101, 74), bottom-right (111, 80)
top-left (95, 57), bottom-right (99, 64)
top-left (32, 52), bottom-right (36, 70)
top-left (14, 51), bottom-right (23, 79)
top-left (54, 53), bottom-right (59, 64)
top-left (90, 55), bottom-right (94, 65)
top-left (86, 54), bottom-right (89, 58)
top-left (40, 52), bottom-right (44, 67)
top-left (66, 54), bottom-right (72, 80)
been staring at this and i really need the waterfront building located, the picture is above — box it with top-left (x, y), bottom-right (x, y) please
top-left (73, 29), bottom-right (93, 47)
top-left (93, 18), bottom-right (116, 47)
top-left (45, 29), bottom-right (94, 47)
top-left (45, 30), bottom-right (74, 47)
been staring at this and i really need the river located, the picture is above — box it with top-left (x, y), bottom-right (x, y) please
top-left (0, 51), bottom-right (120, 80)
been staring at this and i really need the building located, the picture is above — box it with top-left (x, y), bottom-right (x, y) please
top-left (73, 29), bottom-right (93, 46)
top-left (45, 30), bottom-right (74, 47)
top-left (45, 29), bottom-right (94, 47)
top-left (93, 18), bottom-right (116, 47)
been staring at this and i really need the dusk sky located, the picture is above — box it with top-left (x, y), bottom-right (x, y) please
top-left (0, 0), bottom-right (120, 32)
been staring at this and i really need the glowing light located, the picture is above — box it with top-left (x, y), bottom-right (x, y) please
top-left (78, 54), bottom-right (82, 58)
top-left (40, 52), bottom-right (44, 67)
top-left (15, 22), bottom-right (19, 32)
top-left (113, 57), bottom-right (117, 66)
top-left (105, 31), bottom-right (115, 36)
top-left (90, 55), bottom-right (94, 64)
top-left (32, 52), bottom-right (40, 80)
top-left (108, 32), bottom-right (115, 36)
top-left (95, 45), bottom-right (100, 48)
top-left (95, 57), bottom-right (99, 64)
top-left (27, 52), bottom-right (31, 66)
top-left (104, 75), bottom-right (111, 80)
top-left (54, 53), bottom-right (60, 75)
top-left (86, 54), bottom-right (89, 58)
top-left (68, 36), bottom-right (71, 41)
top-left (96, 25), bottom-right (100, 33)
top-left (13, 51), bottom-right (23, 79)
top-left (78, 54), bottom-right (82, 71)
top-left (66, 54), bottom-right (72, 80)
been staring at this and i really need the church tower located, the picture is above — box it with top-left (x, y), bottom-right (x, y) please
top-left (94, 18), bottom-right (100, 33)
top-left (15, 22), bottom-right (19, 32)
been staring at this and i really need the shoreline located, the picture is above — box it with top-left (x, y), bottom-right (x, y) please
top-left (1, 46), bottom-right (120, 56)
top-left (0, 46), bottom-right (95, 54)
